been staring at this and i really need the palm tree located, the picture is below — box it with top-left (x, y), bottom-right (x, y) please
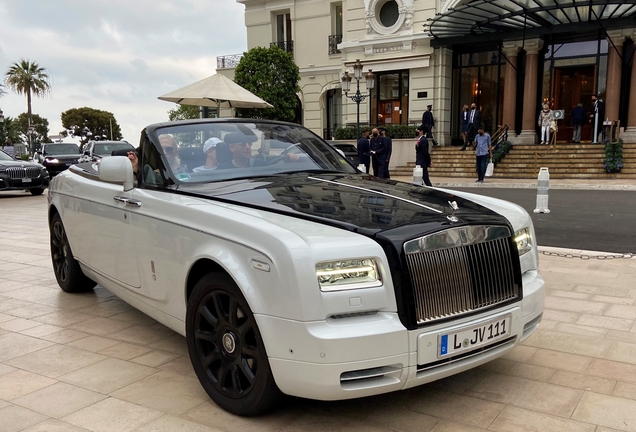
top-left (4, 59), bottom-right (51, 126)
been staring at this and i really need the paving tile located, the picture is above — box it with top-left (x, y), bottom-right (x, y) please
top-left (76, 299), bottom-right (133, 318)
top-left (555, 322), bottom-right (609, 337)
top-left (39, 328), bottom-right (90, 344)
top-left (61, 398), bottom-right (163, 432)
top-left (0, 317), bottom-right (43, 332)
top-left (96, 342), bottom-right (153, 360)
top-left (5, 344), bottom-right (107, 378)
top-left (549, 290), bottom-right (592, 300)
top-left (592, 295), bottom-right (635, 305)
top-left (0, 369), bottom-right (57, 401)
top-left (476, 358), bottom-right (516, 374)
top-left (528, 349), bottom-right (592, 373)
top-left (425, 368), bottom-right (490, 395)
top-left (109, 310), bottom-right (158, 327)
top-left (0, 312), bottom-right (17, 323)
top-left (613, 382), bottom-right (636, 401)
top-left (501, 345), bottom-right (538, 363)
top-left (33, 310), bottom-right (95, 327)
top-left (408, 389), bottom-right (504, 428)
top-left (606, 330), bottom-right (636, 345)
top-left (542, 309), bottom-right (580, 323)
top-left (575, 285), bottom-right (634, 297)
top-left (111, 370), bottom-right (208, 416)
top-left (73, 317), bottom-right (135, 337)
top-left (572, 392), bottom-right (636, 432)
top-left (6, 303), bottom-right (61, 319)
top-left (549, 370), bottom-right (617, 395)
top-left (67, 335), bottom-right (122, 353)
top-left (507, 362), bottom-right (556, 382)
top-left (604, 304), bottom-right (636, 320)
top-left (362, 404), bottom-right (440, 432)
top-left (59, 358), bottom-right (158, 394)
top-left (129, 350), bottom-right (179, 367)
top-left (107, 324), bottom-right (176, 346)
top-left (0, 363), bottom-right (16, 377)
top-left (20, 418), bottom-right (92, 431)
top-left (465, 373), bottom-right (584, 418)
top-left (577, 314), bottom-right (634, 331)
top-left (12, 382), bottom-right (107, 419)
top-left (605, 341), bottom-right (636, 365)
top-left (146, 334), bottom-right (188, 356)
top-left (428, 420), bottom-right (488, 432)
top-left (586, 359), bottom-right (636, 385)
top-left (19, 323), bottom-right (65, 338)
top-left (523, 329), bottom-right (612, 358)
top-left (131, 414), bottom-right (224, 432)
top-left (0, 404), bottom-right (49, 432)
top-left (0, 332), bottom-right (55, 362)
top-left (490, 405), bottom-right (596, 432)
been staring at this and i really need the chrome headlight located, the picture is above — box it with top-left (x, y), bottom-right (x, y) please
top-left (515, 228), bottom-right (532, 256)
top-left (316, 258), bottom-right (381, 292)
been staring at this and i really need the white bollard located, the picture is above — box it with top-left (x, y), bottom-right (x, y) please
top-left (533, 167), bottom-right (550, 214)
top-left (413, 165), bottom-right (423, 186)
top-left (357, 163), bottom-right (366, 172)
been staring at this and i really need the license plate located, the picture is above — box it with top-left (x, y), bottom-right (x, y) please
top-left (439, 315), bottom-right (511, 358)
top-left (22, 178), bottom-right (32, 183)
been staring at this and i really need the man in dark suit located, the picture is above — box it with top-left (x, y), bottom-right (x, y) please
top-left (357, 129), bottom-right (370, 173)
top-left (462, 102), bottom-right (481, 151)
top-left (369, 127), bottom-right (388, 178)
top-left (571, 103), bottom-right (586, 143)
top-left (379, 127), bottom-right (392, 178)
top-left (421, 105), bottom-right (437, 146)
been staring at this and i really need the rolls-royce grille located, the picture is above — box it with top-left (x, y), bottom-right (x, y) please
top-left (6, 167), bottom-right (42, 179)
top-left (404, 226), bottom-right (519, 324)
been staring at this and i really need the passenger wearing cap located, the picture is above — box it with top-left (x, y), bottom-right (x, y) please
top-left (218, 132), bottom-right (299, 169)
top-left (193, 137), bottom-right (222, 172)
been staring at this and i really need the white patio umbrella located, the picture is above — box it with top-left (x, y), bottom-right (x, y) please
top-left (158, 73), bottom-right (273, 111)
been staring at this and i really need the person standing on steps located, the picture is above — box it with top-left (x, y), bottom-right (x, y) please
top-left (415, 125), bottom-right (433, 186)
top-left (461, 104), bottom-right (469, 148)
top-left (590, 95), bottom-right (604, 143)
top-left (462, 102), bottom-right (481, 151)
top-left (421, 105), bottom-right (438, 147)
top-left (538, 103), bottom-right (552, 145)
top-left (571, 103), bottom-right (586, 144)
top-left (473, 126), bottom-right (492, 183)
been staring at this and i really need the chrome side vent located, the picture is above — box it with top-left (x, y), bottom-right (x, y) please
top-left (404, 225), bottom-right (520, 324)
top-left (340, 364), bottom-right (402, 390)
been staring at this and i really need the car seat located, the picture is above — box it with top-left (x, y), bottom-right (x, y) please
top-left (179, 147), bottom-right (205, 171)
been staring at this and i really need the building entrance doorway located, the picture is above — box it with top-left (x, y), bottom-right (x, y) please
top-left (552, 65), bottom-right (595, 141)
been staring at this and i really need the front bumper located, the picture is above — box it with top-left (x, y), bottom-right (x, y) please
top-left (0, 175), bottom-right (49, 191)
top-left (259, 269), bottom-right (544, 400)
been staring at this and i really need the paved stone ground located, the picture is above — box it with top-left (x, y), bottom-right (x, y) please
top-left (1, 190), bottom-right (636, 432)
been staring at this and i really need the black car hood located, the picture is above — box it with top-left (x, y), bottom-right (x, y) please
top-left (177, 173), bottom-right (510, 237)
top-left (0, 160), bottom-right (42, 168)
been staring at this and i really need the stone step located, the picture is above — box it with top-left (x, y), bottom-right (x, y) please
top-left (392, 171), bottom-right (636, 179)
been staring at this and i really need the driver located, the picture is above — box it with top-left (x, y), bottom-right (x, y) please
top-left (217, 132), bottom-right (299, 169)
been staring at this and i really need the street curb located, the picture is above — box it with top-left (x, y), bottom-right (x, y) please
top-left (538, 245), bottom-right (635, 258)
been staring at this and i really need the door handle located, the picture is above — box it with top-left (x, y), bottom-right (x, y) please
top-left (113, 196), bottom-right (129, 204)
top-left (125, 199), bottom-right (142, 208)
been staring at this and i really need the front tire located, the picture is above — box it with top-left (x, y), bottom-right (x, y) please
top-left (30, 188), bottom-right (45, 196)
top-left (186, 273), bottom-right (282, 416)
top-left (50, 213), bottom-right (96, 293)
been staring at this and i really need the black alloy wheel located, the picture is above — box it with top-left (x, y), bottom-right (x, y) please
top-left (186, 273), bottom-right (281, 416)
top-left (50, 213), bottom-right (96, 293)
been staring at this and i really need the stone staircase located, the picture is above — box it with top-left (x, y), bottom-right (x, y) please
top-left (392, 142), bottom-right (636, 179)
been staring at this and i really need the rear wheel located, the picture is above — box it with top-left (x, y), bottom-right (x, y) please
top-left (50, 213), bottom-right (96, 293)
top-left (30, 188), bottom-right (45, 196)
top-left (186, 273), bottom-right (282, 416)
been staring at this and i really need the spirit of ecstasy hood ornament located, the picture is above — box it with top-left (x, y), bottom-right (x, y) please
top-left (447, 200), bottom-right (460, 223)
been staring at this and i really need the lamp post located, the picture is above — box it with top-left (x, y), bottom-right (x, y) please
top-left (341, 59), bottom-right (375, 139)
top-left (0, 109), bottom-right (4, 146)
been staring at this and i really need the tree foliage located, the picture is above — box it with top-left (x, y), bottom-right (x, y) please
top-left (0, 117), bottom-right (25, 146)
top-left (16, 113), bottom-right (51, 144)
top-left (4, 59), bottom-right (51, 124)
top-left (168, 104), bottom-right (200, 121)
top-left (61, 107), bottom-right (123, 146)
top-left (233, 46), bottom-right (300, 122)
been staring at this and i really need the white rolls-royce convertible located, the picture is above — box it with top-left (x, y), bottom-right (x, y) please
top-left (47, 119), bottom-right (544, 416)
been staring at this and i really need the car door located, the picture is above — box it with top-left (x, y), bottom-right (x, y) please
top-left (69, 179), bottom-right (141, 288)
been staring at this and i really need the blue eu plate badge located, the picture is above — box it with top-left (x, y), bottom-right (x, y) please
top-left (440, 335), bottom-right (448, 356)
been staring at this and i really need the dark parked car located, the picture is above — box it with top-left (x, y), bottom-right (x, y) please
top-left (329, 141), bottom-right (360, 166)
top-left (0, 150), bottom-right (49, 195)
top-left (79, 140), bottom-right (135, 163)
top-left (36, 143), bottom-right (81, 177)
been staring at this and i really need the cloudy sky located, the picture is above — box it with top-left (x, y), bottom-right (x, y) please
top-left (0, 0), bottom-right (247, 142)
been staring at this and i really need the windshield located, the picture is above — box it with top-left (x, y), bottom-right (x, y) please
top-left (152, 121), bottom-right (357, 183)
top-left (44, 144), bottom-right (80, 155)
top-left (0, 150), bottom-right (14, 161)
top-left (94, 142), bottom-right (134, 156)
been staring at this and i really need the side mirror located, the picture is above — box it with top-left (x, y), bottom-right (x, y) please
top-left (98, 156), bottom-right (134, 191)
